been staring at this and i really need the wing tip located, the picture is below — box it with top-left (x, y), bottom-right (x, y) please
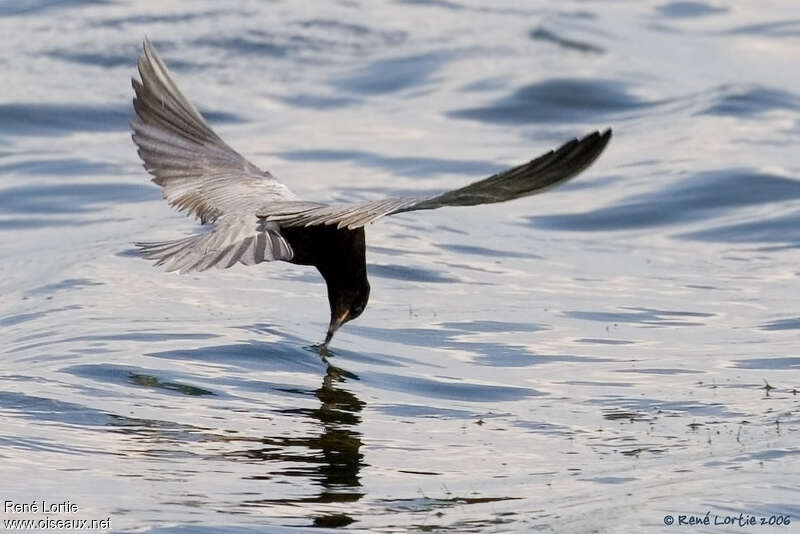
top-left (142, 35), bottom-right (156, 60)
top-left (594, 127), bottom-right (612, 152)
top-left (573, 127), bottom-right (612, 160)
top-left (581, 127), bottom-right (612, 143)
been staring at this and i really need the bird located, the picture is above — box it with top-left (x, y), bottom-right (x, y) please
top-left (130, 38), bottom-right (612, 346)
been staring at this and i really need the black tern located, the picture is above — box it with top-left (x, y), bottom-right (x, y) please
top-left (131, 38), bottom-right (612, 345)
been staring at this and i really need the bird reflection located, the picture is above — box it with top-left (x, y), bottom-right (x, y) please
top-left (278, 356), bottom-right (364, 493)
top-left (225, 354), bottom-right (365, 527)
top-left (108, 329), bottom-right (366, 527)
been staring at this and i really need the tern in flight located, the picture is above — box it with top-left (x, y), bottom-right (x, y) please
top-left (131, 39), bottom-right (612, 346)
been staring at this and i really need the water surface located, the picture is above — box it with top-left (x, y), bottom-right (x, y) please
top-left (1, 1), bottom-right (799, 532)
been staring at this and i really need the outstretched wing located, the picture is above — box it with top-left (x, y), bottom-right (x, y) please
top-left (261, 129), bottom-right (612, 229)
top-left (131, 38), bottom-right (611, 273)
top-left (136, 215), bottom-right (293, 273)
top-left (131, 37), bottom-right (297, 224)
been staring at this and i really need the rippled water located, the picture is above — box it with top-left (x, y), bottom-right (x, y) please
top-left (1, 1), bottom-right (799, 532)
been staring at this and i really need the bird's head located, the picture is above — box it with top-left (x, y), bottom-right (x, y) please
top-left (324, 280), bottom-right (370, 345)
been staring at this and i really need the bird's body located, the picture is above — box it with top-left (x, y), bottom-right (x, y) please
top-left (282, 225), bottom-right (369, 343)
top-left (131, 39), bottom-right (611, 345)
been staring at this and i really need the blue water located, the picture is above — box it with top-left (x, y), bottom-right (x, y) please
top-left (1, 1), bottom-right (799, 532)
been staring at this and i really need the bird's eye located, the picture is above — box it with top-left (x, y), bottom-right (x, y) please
top-left (352, 305), bottom-right (364, 316)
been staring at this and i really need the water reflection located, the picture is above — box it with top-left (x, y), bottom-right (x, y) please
top-left (227, 357), bottom-right (364, 528)
top-left (135, 332), bottom-right (366, 524)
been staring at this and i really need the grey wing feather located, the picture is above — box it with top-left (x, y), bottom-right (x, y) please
top-left (262, 129), bottom-right (612, 230)
top-left (131, 37), bottom-right (297, 224)
top-left (136, 215), bottom-right (293, 273)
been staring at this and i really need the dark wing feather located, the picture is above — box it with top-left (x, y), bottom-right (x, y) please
top-left (262, 129), bottom-right (612, 229)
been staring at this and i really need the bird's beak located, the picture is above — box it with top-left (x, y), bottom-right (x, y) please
top-left (324, 309), bottom-right (350, 346)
